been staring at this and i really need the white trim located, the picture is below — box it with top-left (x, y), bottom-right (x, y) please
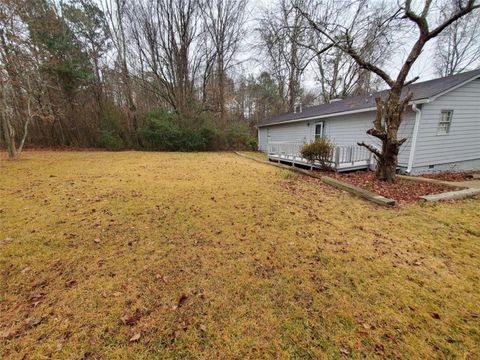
top-left (407, 103), bottom-right (422, 173)
top-left (430, 75), bottom-right (480, 101)
top-left (258, 99), bottom-right (432, 128)
top-left (258, 107), bottom-right (377, 127)
top-left (312, 121), bottom-right (324, 141)
top-left (436, 109), bottom-right (454, 135)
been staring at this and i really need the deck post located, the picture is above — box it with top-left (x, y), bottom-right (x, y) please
top-left (335, 148), bottom-right (340, 169)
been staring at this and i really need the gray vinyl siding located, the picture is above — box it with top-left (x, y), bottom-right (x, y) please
top-left (413, 78), bottom-right (480, 168)
top-left (258, 127), bottom-right (268, 151)
top-left (323, 110), bottom-right (415, 166)
top-left (261, 120), bottom-right (311, 145)
top-left (258, 109), bottom-right (416, 166)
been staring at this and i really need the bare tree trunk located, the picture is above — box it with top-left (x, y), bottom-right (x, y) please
top-left (217, 52), bottom-right (226, 122)
top-left (1, 112), bottom-right (18, 159)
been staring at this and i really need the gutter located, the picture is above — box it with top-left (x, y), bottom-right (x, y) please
top-left (258, 107), bottom-right (377, 127)
top-left (407, 102), bottom-right (422, 174)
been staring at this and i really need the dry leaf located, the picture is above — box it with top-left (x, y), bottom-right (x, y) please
top-left (0, 237), bottom-right (14, 245)
top-left (177, 293), bottom-right (188, 308)
top-left (65, 280), bottom-right (77, 288)
top-left (129, 333), bottom-right (141, 342)
top-left (121, 309), bottom-right (142, 326)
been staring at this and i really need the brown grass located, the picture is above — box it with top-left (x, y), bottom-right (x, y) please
top-left (1, 151), bottom-right (479, 359)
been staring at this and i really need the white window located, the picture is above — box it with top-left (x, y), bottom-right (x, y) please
top-left (314, 122), bottom-right (324, 139)
top-left (437, 110), bottom-right (453, 135)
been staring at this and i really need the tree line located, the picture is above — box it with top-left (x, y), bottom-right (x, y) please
top-left (1, 0), bottom-right (479, 180)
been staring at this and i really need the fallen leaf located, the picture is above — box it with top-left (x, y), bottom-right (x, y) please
top-left (0, 237), bottom-right (14, 245)
top-left (129, 333), bottom-right (141, 342)
top-left (374, 343), bottom-right (385, 355)
top-left (65, 280), bottom-right (77, 288)
top-left (155, 274), bottom-right (168, 283)
top-left (2, 316), bottom-right (48, 340)
top-left (177, 293), bottom-right (188, 308)
top-left (121, 309), bottom-right (142, 326)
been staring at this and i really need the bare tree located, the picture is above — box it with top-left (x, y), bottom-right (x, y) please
top-left (258, 0), bottom-right (311, 112)
top-left (307, 1), bottom-right (389, 103)
top-left (434, 3), bottom-right (480, 76)
top-left (312, 37), bottom-right (386, 103)
top-left (202, 0), bottom-right (247, 122)
top-left (0, 1), bottom-right (35, 159)
top-left (297, 0), bottom-right (480, 182)
top-left (101, 0), bottom-right (138, 139)
top-left (129, 0), bottom-right (204, 115)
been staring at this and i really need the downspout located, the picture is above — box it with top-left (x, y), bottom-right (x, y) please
top-left (407, 103), bottom-right (422, 174)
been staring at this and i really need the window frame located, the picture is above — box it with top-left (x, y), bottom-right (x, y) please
top-left (314, 121), bottom-right (324, 140)
top-left (437, 110), bottom-right (453, 135)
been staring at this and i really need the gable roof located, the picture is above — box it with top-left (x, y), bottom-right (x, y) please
top-left (258, 68), bottom-right (480, 127)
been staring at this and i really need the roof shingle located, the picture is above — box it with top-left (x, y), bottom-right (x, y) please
top-left (259, 68), bottom-right (480, 127)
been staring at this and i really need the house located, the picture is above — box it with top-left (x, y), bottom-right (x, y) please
top-left (257, 69), bottom-right (480, 174)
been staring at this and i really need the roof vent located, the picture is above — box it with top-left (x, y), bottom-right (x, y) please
top-left (329, 98), bottom-right (342, 103)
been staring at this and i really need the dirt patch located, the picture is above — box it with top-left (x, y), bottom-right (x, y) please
top-left (314, 170), bottom-right (458, 203)
top-left (421, 171), bottom-right (478, 182)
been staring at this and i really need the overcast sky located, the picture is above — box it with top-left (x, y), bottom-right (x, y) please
top-left (238, 0), bottom-right (440, 92)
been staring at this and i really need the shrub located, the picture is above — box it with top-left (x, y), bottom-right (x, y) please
top-left (247, 137), bottom-right (258, 151)
top-left (300, 138), bottom-right (334, 169)
top-left (97, 101), bottom-right (124, 150)
top-left (137, 109), bottom-right (183, 151)
top-left (97, 129), bottom-right (124, 150)
top-left (224, 123), bottom-right (251, 149)
top-left (137, 108), bottom-right (256, 151)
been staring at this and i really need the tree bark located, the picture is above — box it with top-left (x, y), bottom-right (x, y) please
top-left (1, 109), bottom-right (18, 159)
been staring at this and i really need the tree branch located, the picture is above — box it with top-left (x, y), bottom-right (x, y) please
top-left (428, 1), bottom-right (480, 40)
top-left (357, 141), bottom-right (381, 157)
top-left (366, 128), bottom-right (387, 140)
top-left (373, 97), bottom-right (384, 130)
top-left (404, 76), bottom-right (419, 86)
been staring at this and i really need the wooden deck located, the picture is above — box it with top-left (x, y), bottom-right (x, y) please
top-left (267, 142), bottom-right (374, 172)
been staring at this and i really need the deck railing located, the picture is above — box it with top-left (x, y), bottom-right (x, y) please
top-left (267, 141), bottom-right (374, 170)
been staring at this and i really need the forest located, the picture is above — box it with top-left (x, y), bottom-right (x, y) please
top-left (1, 0), bottom-right (479, 158)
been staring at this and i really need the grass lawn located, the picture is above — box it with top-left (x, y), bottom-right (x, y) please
top-left (1, 151), bottom-right (479, 359)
